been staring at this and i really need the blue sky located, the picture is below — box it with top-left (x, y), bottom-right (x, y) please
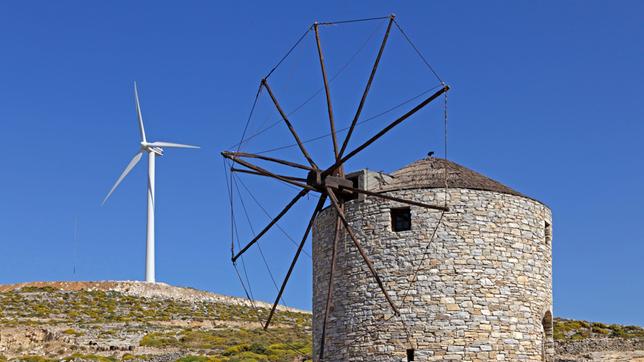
top-left (0, 1), bottom-right (642, 325)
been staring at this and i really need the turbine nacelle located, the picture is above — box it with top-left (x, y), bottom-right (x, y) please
top-left (141, 142), bottom-right (164, 156)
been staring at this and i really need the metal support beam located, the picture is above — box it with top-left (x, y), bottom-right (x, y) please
top-left (318, 209), bottom-right (343, 361)
top-left (326, 85), bottom-right (449, 176)
top-left (231, 168), bottom-right (307, 183)
top-left (326, 187), bottom-right (400, 315)
top-left (231, 188), bottom-right (309, 262)
top-left (330, 184), bottom-right (449, 212)
top-left (261, 79), bottom-right (319, 170)
top-left (221, 152), bottom-right (314, 191)
top-left (313, 22), bottom-right (340, 164)
top-left (225, 151), bottom-right (314, 171)
top-left (338, 15), bottom-right (395, 159)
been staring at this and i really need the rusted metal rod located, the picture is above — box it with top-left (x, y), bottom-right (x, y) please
top-left (318, 208), bottom-right (343, 361)
top-left (231, 168), bottom-right (307, 183)
top-left (326, 187), bottom-right (400, 316)
top-left (221, 152), bottom-right (314, 191)
top-left (331, 184), bottom-right (449, 212)
top-left (224, 151), bottom-right (314, 171)
top-left (338, 15), bottom-right (395, 159)
top-left (231, 188), bottom-right (310, 263)
top-left (326, 85), bottom-right (449, 176)
top-left (264, 195), bottom-right (328, 329)
top-left (261, 79), bottom-right (319, 170)
top-left (314, 22), bottom-right (340, 163)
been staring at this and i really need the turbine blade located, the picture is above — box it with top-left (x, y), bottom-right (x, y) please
top-left (148, 141), bottom-right (199, 149)
top-left (134, 82), bottom-right (147, 143)
top-left (102, 151), bottom-right (144, 205)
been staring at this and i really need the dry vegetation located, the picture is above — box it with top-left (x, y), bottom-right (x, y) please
top-left (554, 317), bottom-right (644, 341)
top-left (1, 283), bottom-right (642, 362)
top-left (0, 283), bottom-right (311, 362)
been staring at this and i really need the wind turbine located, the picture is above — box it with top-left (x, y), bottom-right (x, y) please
top-left (103, 82), bottom-right (199, 283)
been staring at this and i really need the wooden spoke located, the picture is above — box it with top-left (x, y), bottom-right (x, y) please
top-left (338, 15), bottom-right (395, 159)
top-left (261, 79), bottom-right (319, 170)
top-left (224, 151), bottom-right (315, 171)
top-left (326, 187), bottom-right (400, 315)
top-left (314, 23), bottom-right (340, 163)
top-left (221, 152), bottom-right (314, 191)
top-left (325, 84), bottom-right (449, 176)
top-left (264, 195), bottom-right (328, 329)
top-left (231, 168), bottom-right (307, 183)
top-left (318, 210), bottom-right (343, 361)
top-left (330, 184), bottom-right (449, 212)
top-left (231, 188), bottom-right (310, 263)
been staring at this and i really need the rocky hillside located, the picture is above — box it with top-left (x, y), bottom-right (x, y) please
top-left (554, 318), bottom-right (644, 361)
top-left (0, 281), bottom-right (311, 362)
top-left (1, 282), bottom-right (642, 362)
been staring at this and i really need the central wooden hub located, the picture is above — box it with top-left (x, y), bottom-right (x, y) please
top-left (307, 170), bottom-right (354, 196)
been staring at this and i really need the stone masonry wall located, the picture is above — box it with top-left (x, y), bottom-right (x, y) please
top-left (312, 188), bottom-right (553, 361)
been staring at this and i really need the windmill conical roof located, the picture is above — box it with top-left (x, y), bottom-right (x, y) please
top-left (376, 157), bottom-right (530, 199)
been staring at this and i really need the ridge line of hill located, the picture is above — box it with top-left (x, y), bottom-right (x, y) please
top-left (0, 281), bottom-right (309, 314)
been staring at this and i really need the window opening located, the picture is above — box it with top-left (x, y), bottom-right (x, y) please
top-left (391, 207), bottom-right (411, 232)
top-left (344, 174), bottom-right (360, 201)
top-left (545, 221), bottom-right (552, 245)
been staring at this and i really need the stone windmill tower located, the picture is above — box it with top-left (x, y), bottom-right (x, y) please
top-left (312, 157), bottom-right (553, 361)
top-left (221, 14), bottom-right (553, 362)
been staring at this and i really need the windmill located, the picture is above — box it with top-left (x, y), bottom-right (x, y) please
top-left (103, 82), bottom-right (199, 283)
top-left (222, 14), bottom-right (449, 359)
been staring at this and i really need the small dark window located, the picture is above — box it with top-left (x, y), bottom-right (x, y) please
top-left (406, 348), bottom-right (415, 361)
top-left (391, 207), bottom-right (411, 232)
top-left (545, 221), bottom-right (552, 245)
top-left (344, 175), bottom-right (360, 201)
top-left (348, 175), bottom-right (359, 189)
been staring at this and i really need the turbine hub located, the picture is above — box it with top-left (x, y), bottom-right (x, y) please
top-left (141, 142), bottom-right (163, 156)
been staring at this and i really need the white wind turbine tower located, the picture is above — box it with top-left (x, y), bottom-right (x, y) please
top-left (103, 82), bottom-right (199, 283)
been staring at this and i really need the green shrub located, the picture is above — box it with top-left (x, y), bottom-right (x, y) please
top-left (139, 332), bottom-right (179, 348)
top-left (62, 329), bottom-right (82, 337)
top-left (122, 355), bottom-right (153, 362)
top-left (175, 356), bottom-right (217, 362)
top-left (591, 325), bottom-right (610, 335)
top-left (62, 354), bottom-right (116, 362)
top-left (223, 343), bottom-right (268, 356)
top-left (552, 328), bottom-right (565, 341)
top-left (19, 286), bottom-right (57, 293)
top-left (179, 330), bottom-right (228, 349)
top-left (10, 356), bottom-right (55, 362)
top-left (570, 332), bottom-right (585, 340)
